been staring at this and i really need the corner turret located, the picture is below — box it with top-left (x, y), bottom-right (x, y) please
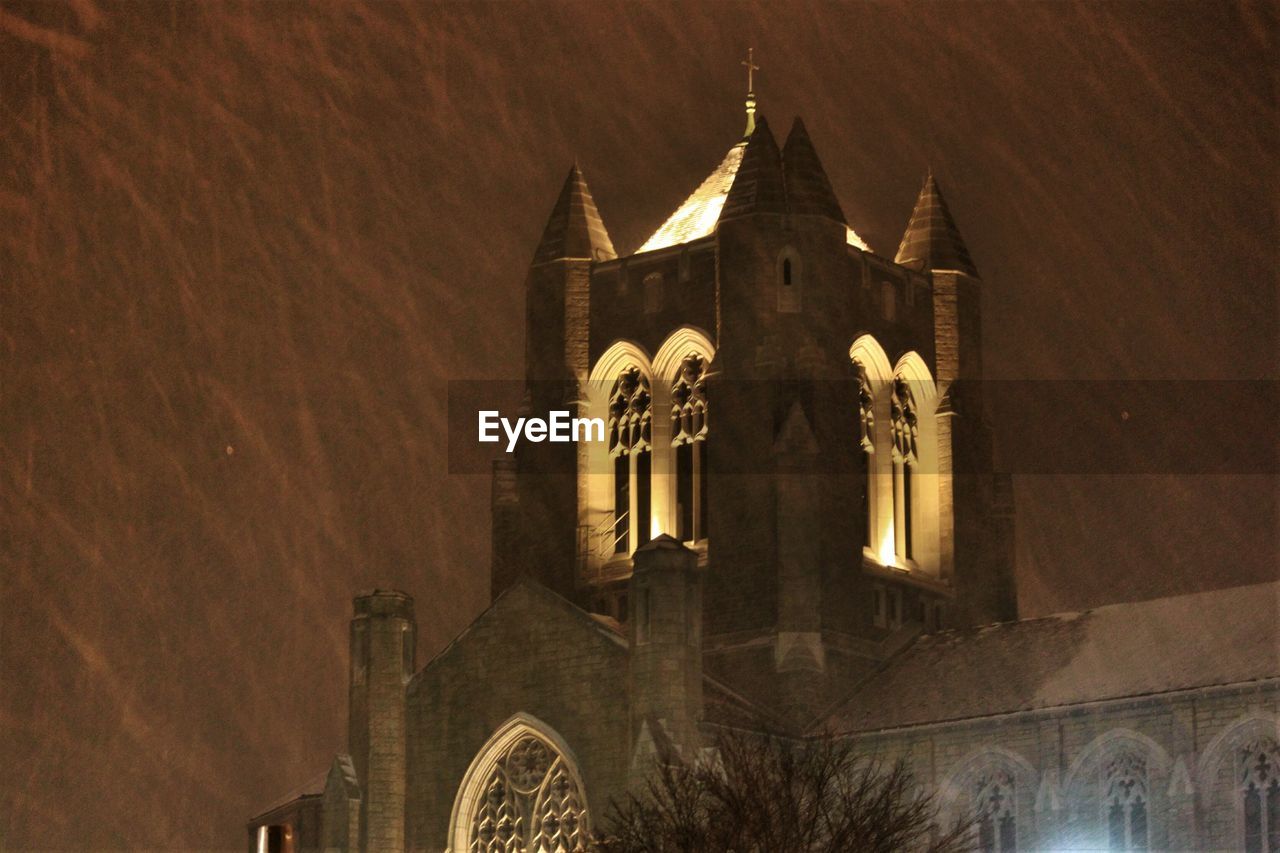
top-left (896, 170), bottom-right (978, 277)
top-left (532, 164), bottom-right (616, 265)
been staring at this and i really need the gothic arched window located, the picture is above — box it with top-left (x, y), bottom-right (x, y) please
top-left (890, 376), bottom-right (919, 561)
top-left (1240, 737), bottom-right (1280, 853)
top-left (457, 727), bottom-right (589, 853)
top-left (974, 768), bottom-right (1017, 853)
top-left (670, 354), bottom-right (708, 542)
top-left (1104, 749), bottom-right (1150, 851)
top-left (855, 362), bottom-right (875, 549)
top-left (608, 367), bottom-right (652, 554)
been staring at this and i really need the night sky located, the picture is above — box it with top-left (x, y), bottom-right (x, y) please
top-left (1, 2), bottom-right (1275, 848)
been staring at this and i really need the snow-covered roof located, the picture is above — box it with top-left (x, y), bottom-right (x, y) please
top-left (638, 143), bottom-right (746, 254)
top-left (825, 581), bottom-right (1280, 734)
top-left (636, 121), bottom-right (872, 256)
top-left (845, 226), bottom-right (870, 252)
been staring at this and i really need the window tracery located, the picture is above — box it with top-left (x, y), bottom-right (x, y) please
top-left (1240, 737), bottom-right (1280, 853)
top-left (974, 768), bottom-right (1017, 853)
top-left (891, 377), bottom-right (919, 464)
top-left (608, 367), bottom-right (652, 554)
top-left (467, 735), bottom-right (588, 853)
top-left (890, 377), bottom-right (919, 560)
top-left (1104, 748), bottom-right (1150, 851)
top-left (670, 354), bottom-right (708, 542)
top-left (856, 363), bottom-right (875, 548)
top-left (609, 367), bottom-right (651, 456)
top-left (857, 364), bottom-right (875, 452)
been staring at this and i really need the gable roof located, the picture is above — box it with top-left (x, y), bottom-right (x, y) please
top-left (703, 672), bottom-right (790, 731)
top-left (825, 581), bottom-right (1280, 734)
top-left (249, 771), bottom-right (325, 821)
top-left (410, 577), bottom-right (627, 691)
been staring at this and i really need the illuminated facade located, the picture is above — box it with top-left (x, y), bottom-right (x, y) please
top-left (248, 94), bottom-right (1279, 852)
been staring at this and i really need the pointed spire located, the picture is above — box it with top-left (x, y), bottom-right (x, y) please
top-left (782, 117), bottom-right (846, 224)
top-left (532, 164), bottom-right (617, 265)
top-left (719, 116), bottom-right (786, 221)
top-left (894, 170), bottom-right (977, 276)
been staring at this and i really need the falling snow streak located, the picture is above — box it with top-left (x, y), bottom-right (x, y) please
top-left (0, 1), bottom-right (1275, 848)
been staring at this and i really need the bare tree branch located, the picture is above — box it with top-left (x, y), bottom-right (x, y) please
top-left (594, 728), bottom-right (974, 853)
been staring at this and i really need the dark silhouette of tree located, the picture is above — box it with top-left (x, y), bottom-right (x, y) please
top-left (594, 729), bottom-right (974, 853)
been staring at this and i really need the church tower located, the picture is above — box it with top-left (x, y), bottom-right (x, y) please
top-left (492, 73), bottom-right (1016, 726)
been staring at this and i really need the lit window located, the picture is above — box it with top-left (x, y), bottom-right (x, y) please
top-left (670, 354), bottom-right (708, 542)
top-left (608, 367), bottom-right (652, 554)
top-left (464, 733), bottom-right (588, 852)
top-left (256, 825), bottom-right (294, 853)
top-left (855, 363), bottom-right (875, 549)
top-left (891, 377), bottom-right (919, 562)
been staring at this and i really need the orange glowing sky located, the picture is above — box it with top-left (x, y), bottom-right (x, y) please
top-left (1, 1), bottom-right (1275, 848)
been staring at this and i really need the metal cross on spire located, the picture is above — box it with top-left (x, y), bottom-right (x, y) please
top-left (741, 48), bottom-right (759, 137)
top-left (742, 47), bottom-right (759, 95)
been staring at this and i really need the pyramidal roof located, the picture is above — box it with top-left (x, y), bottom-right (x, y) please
top-left (637, 142), bottom-right (745, 254)
top-left (532, 164), bottom-right (617, 265)
top-left (720, 116), bottom-right (788, 221)
top-left (637, 113), bottom-right (870, 255)
top-left (781, 117), bottom-right (845, 223)
top-left (894, 171), bottom-right (977, 276)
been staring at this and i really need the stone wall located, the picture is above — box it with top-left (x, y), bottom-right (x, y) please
top-left (404, 582), bottom-right (631, 852)
top-left (850, 681), bottom-right (1280, 852)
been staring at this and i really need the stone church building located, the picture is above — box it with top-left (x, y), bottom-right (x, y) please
top-left (248, 92), bottom-right (1279, 852)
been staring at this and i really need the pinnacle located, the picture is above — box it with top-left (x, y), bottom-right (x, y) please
top-left (894, 172), bottom-right (977, 277)
top-left (782, 117), bottom-right (846, 224)
top-left (532, 164), bottom-right (617, 265)
top-left (720, 116), bottom-right (786, 221)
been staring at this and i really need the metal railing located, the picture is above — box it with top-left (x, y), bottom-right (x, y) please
top-left (578, 510), bottom-right (629, 577)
